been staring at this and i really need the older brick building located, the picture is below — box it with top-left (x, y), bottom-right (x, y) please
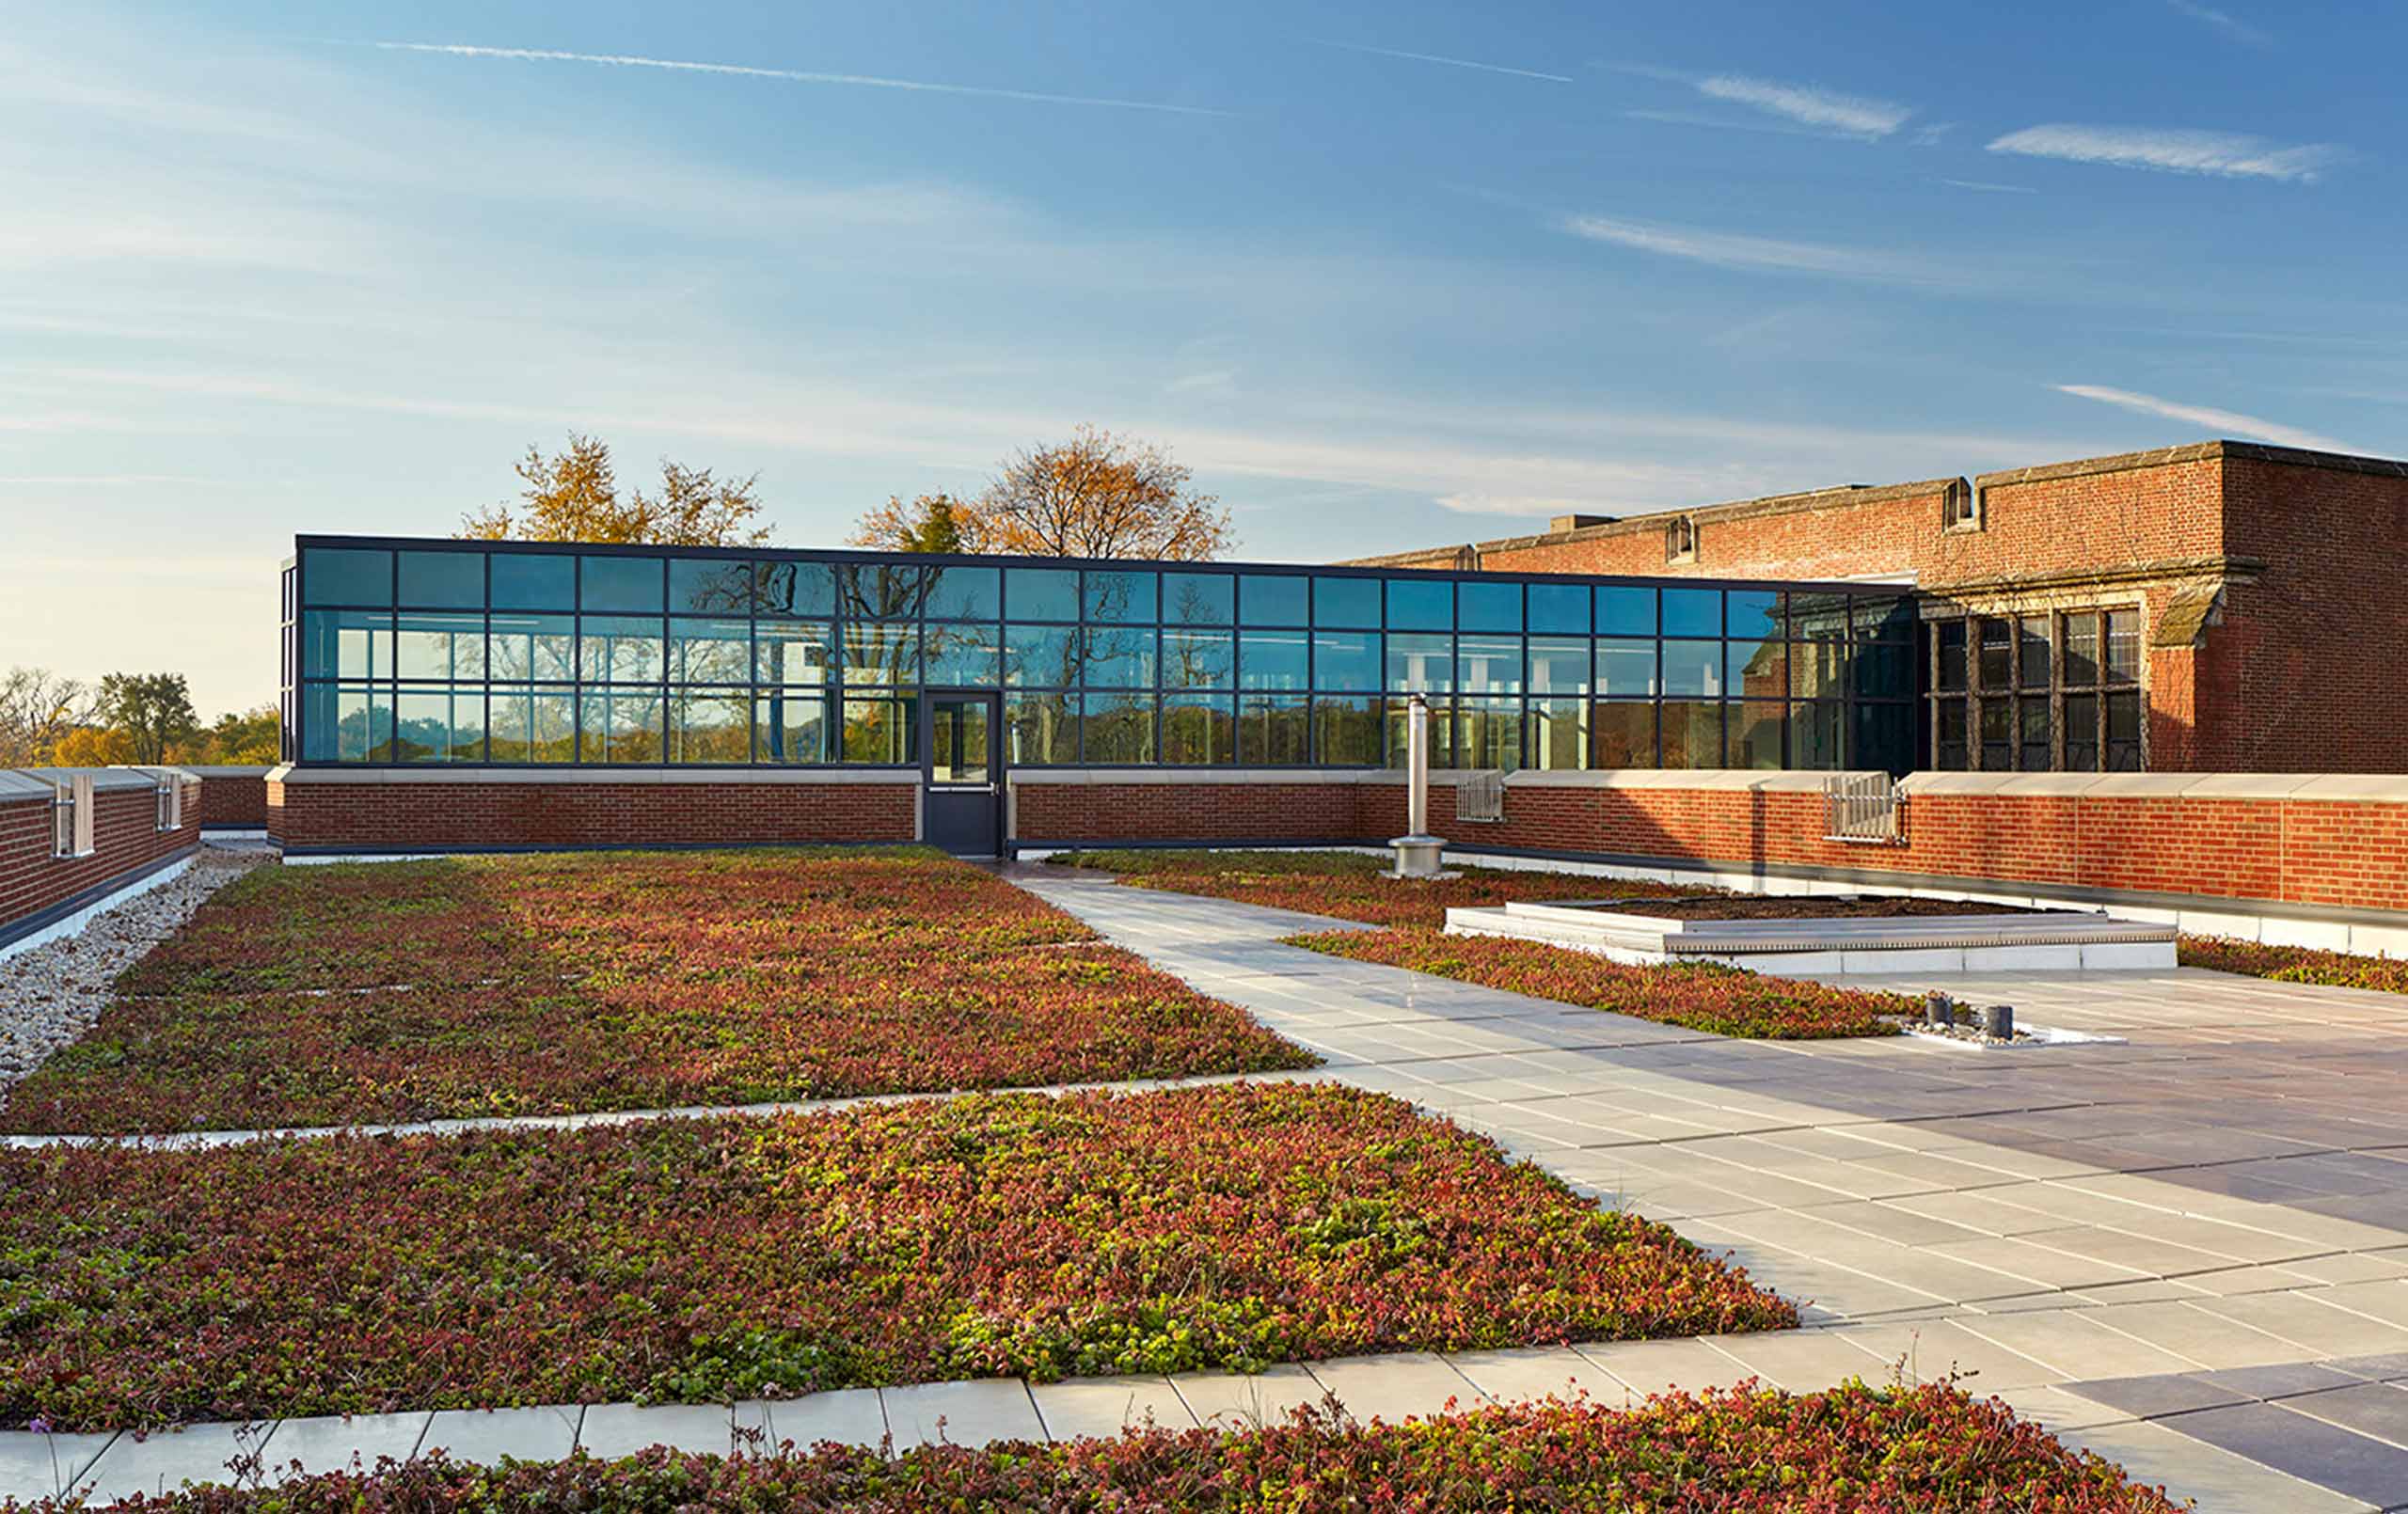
top-left (1354, 440), bottom-right (2408, 775)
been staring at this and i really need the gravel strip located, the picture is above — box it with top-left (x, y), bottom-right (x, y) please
top-left (0, 842), bottom-right (271, 1094)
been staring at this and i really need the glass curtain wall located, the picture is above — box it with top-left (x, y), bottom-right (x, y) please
top-left (293, 542), bottom-right (1918, 772)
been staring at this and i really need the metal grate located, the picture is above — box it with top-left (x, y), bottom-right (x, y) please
top-left (1458, 769), bottom-right (1506, 823)
top-left (1823, 771), bottom-right (1903, 844)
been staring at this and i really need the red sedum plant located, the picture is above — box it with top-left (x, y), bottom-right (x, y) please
top-left (1287, 929), bottom-right (1915, 1039)
top-left (1, 1385), bottom-right (2180, 1512)
top-left (1050, 848), bottom-right (1703, 929)
top-left (2, 849), bottom-right (1313, 1134)
top-left (2180, 934), bottom-right (2408, 995)
top-left (0, 1083), bottom-right (1792, 1430)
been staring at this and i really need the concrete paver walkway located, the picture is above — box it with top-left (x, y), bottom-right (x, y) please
top-left (19, 866), bottom-right (2408, 1510)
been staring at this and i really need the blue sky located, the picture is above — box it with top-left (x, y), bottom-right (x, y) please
top-left (6, 0), bottom-right (2403, 717)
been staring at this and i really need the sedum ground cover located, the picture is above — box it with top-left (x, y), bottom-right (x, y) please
top-left (0, 1082), bottom-right (1792, 1429)
top-left (2, 1385), bottom-right (2181, 1513)
top-left (0, 848), bottom-right (1311, 1133)
top-left (2180, 934), bottom-right (2408, 994)
top-left (1288, 930), bottom-right (1916, 1040)
top-left (1050, 847), bottom-right (1703, 929)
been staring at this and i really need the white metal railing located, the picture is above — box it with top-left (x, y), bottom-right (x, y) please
top-left (154, 775), bottom-right (189, 832)
top-left (1823, 772), bottom-right (1904, 844)
top-left (1457, 769), bottom-right (1506, 823)
top-left (53, 774), bottom-right (96, 859)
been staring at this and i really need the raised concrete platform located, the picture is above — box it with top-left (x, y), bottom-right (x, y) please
top-left (1444, 898), bottom-right (2177, 974)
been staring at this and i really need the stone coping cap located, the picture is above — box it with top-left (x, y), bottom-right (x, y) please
top-left (1900, 772), bottom-right (2408, 803)
top-left (5, 766), bottom-right (181, 794)
top-left (267, 765), bottom-right (917, 787)
top-left (180, 765), bottom-right (276, 777)
top-left (0, 771), bottom-right (55, 801)
top-left (1007, 767), bottom-right (1866, 793)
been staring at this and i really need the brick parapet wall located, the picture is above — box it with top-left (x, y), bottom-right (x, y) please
top-left (0, 778), bottom-right (200, 947)
top-left (187, 766), bottom-right (271, 828)
top-left (267, 770), bottom-right (921, 851)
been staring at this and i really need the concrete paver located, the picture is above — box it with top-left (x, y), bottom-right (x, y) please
top-left (419, 1405), bottom-right (581, 1464)
top-left (879, 1379), bottom-right (1044, 1451)
top-left (1028, 1376), bottom-right (1195, 1440)
top-left (0, 1431), bottom-right (119, 1506)
top-left (261, 1413), bottom-right (433, 1481)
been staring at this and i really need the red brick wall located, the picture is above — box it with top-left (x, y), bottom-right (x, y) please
top-left (196, 770), bottom-right (269, 828)
top-left (268, 778), bottom-right (920, 851)
top-left (1013, 781), bottom-right (1374, 844)
top-left (0, 785), bottom-right (200, 942)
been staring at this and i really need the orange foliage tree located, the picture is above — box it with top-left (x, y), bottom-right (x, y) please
top-left (851, 427), bottom-right (1232, 560)
top-left (461, 434), bottom-right (771, 546)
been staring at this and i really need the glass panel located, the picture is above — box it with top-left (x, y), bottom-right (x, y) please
top-left (398, 550), bottom-right (483, 608)
top-left (1595, 585), bottom-right (1656, 637)
top-left (1080, 626), bottom-right (1157, 687)
top-left (1591, 701), bottom-right (1656, 768)
top-left (1661, 639), bottom-right (1721, 697)
top-left (924, 565), bottom-right (1000, 621)
top-left (1081, 692), bottom-right (1154, 763)
top-left (755, 560), bottom-right (835, 618)
top-left (755, 622), bottom-right (834, 687)
top-left (1003, 692), bottom-right (1077, 764)
top-left (2105, 609), bottom-right (2141, 683)
top-left (1384, 633), bottom-right (1451, 692)
top-left (397, 613), bottom-right (485, 682)
top-left (394, 687), bottom-right (483, 763)
top-left (1237, 630), bottom-right (1309, 691)
top-left (1310, 631), bottom-right (1378, 691)
top-left (487, 687), bottom-right (575, 763)
top-left (1792, 702), bottom-right (1845, 769)
top-left (1006, 567), bottom-right (1079, 623)
top-left (1854, 643), bottom-right (1911, 700)
top-left (1978, 618), bottom-right (2013, 690)
top-left (752, 692), bottom-right (829, 763)
top-left (319, 686), bottom-right (394, 762)
top-left (842, 623), bottom-right (919, 686)
top-left (1310, 576), bottom-right (1382, 629)
top-left (1979, 698), bottom-right (2012, 769)
top-left (578, 690), bottom-right (663, 763)
top-left (1163, 694), bottom-right (1234, 765)
top-left (839, 562), bottom-right (927, 621)
top-left (1382, 697), bottom-right (1453, 770)
top-left (1457, 635), bottom-right (1522, 695)
top-left (2020, 618), bottom-right (2052, 687)
top-left (1855, 595), bottom-right (1916, 641)
top-left (1239, 574), bottom-right (1308, 626)
top-left (1085, 571), bottom-right (1157, 624)
top-left (1239, 694), bottom-right (1309, 765)
top-left (1530, 698), bottom-right (1588, 769)
top-left (1661, 588), bottom-right (1721, 638)
top-left (1731, 702), bottom-right (1784, 769)
top-left (1528, 639), bottom-right (1591, 698)
top-left (1789, 638), bottom-right (1848, 701)
top-left (579, 616), bottom-right (664, 684)
top-left (839, 694), bottom-right (916, 764)
top-left (1938, 621), bottom-right (1968, 691)
top-left (489, 613), bottom-right (574, 683)
top-left (1527, 582), bottom-right (1589, 635)
top-left (1728, 590), bottom-right (1782, 640)
top-left (1853, 702), bottom-right (1912, 774)
top-left (2020, 700), bottom-right (2052, 770)
top-left (1004, 624), bottom-right (1081, 687)
top-left (669, 619), bottom-right (751, 686)
top-left (1382, 576), bottom-right (1450, 631)
top-left (1788, 591), bottom-right (1850, 642)
top-left (923, 623), bottom-right (1002, 686)
top-left (579, 556), bottom-right (663, 613)
top-left (1164, 629), bottom-right (1236, 689)
top-left (1162, 572), bottom-right (1235, 625)
top-left (301, 609), bottom-right (393, 680)
top-left (301, 547), bottom-right (391, 607)
top-left (928, 697), bottom-right (992, 783)
top-left (1455, 698), bottom-right (1522, 771)
top-left (490, 553), bottom-right (575, 611)
top-left (669, 558), bottom-right (754, 614)
top-left (670, 692), bottom-right (750, 764)
top-left (2065, 613), bottom-right (2100, 685)
top-left (1936, 700), bottom-right (1970, 770)
top-left (1659, 701), bottom-right (1721, 768)
top-left (1595, 639), bottom-right (1659, 697)
top-left (2106, 691), bottom-right (2144, 770)
top-left (1457, 580), bottom-right (1522, 633)
top-left (1727, 638), bottom-right (1782, 701)
top-left (1312, 694), bottom-right (1380, 765)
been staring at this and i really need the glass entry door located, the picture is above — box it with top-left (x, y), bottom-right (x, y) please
top-left (923, 690), bottom-right (1001, 857)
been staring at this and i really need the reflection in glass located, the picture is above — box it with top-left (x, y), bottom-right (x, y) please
top-left (1080, 626), bottom-right (1157, 687)
top-left (1164, 629), bottom-right (1236, 689)
top-left (1384, 633), bottom-right (1451, 692)
top-left (395, 687), bottom-right (483, 763)
top-left (755, 622), bottom-right (833, 686)
top-left (671, 692), bottom-right (750, 763)
top-left (1661, 639), bottom-right (1721, 698)
top-left (1528, 639), bottom-right (1590, 698)
top-left (753, 693), bottom-right (829, 763)
top-left (1163, 572), bottom-right (1235, 625)
top-left (1004, 624), bottom-right (1081, 688)
top-left (1240, 574), bottom-right (1308, 626)
top-left (490, 554), bottom-right (575, 611)
top-left (839, 562), bottom-right (927, 620)
top-left (928, 696), bottom-right (992, 783)
top-left (842, 623), bottom-right (920, 686)
top-left (1658, 701), bottom-right (1721, 768)
top-left (670, 559), bottom-right (755, 614)
top-left (1240, 694), bottom-right (1309, 764)
top-left (1312, 694), bottom-right (1380, 765)
top-left (2065, 692), bottom-right (2099, 770)
top-left (1596, 586), bottom-right (1655, 637)
top-left (1238, 630), bottom-right (1309, 691)
top-left (1661, 588), bottom-right (1721, 638)
top-left (1006, 567), bottom-right (1079, 622)
top-left (924, 566), bottom-right (1000, 621)
top-left (1004, 692), bottom-right (1077, 764)
top-left (1084, 571), bottom-right (1157, 624)
top-left (301, 610), bottom-right (393, 680)
top-left (398, 614), bottom-right (486, 682)
top-left (1381, 576), bottom-right (1448, 631)
top-left (1595, 639), bottom-right (1658, 697)
top-left (1456, 636), bottom-right (1521, 696)
top-left (1310, 632), bottom-right (1378, 690)
top-left (1792, 701), bottom-right (1844, 769)
top-left (302, 548), bottom-right (391, 607)
top-left (754, 560), bottom-right (835, 618)
top-left (1790, 639), bottom-right (1848, 701)
top-left (1531, 699), bottom-right (1588, 769)
top-left (399, 551), bottom-right (484, 608)
top-left (578, 690), bottom-right (663, 762)
top-left (1082, 692), bottom-right (1155, 763)
top-left (840, 694), bottom-right (916, 764)
top-left (1163, 694), bottom-right (1234, 764)
top-left (1455, 697), bottom-right (1521, 770)
top-left (488, 688), bottom-right (575, 763)
top-left (1383, 697), bottom-right (1453, 769)
top-left (1731, 702), bottom-right (1785, 769)
top-left (579, 556), bottom-right (663, 613)
top-left (923, 623), bottom-right (1002, 686)
top-left (669, 619), bottom-right (752, 686)
top-left (1726, 638), bottom-right (1782, 701)
top-left (1456, 580), bottom-right (1521, 633)
top-left (1315, 576), bottom-right (1383, 628)
top-left (579, 617), bottom-right (664, 684)
top-left (1528, 582), bottom-right (1589, 634)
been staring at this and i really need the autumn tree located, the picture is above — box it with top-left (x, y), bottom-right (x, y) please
top-left (974, 426), bottom-right (1231, 560)
top-left (461, 434), bottom-right (772, 546)
top-left (849, 494), bottom-right (970, 554)
top-left (0, 667), bottom-right (87, 767)
top-left (172, 704), bottom-right (280, 765)
top-left (52, 725), bottom-right (136, 766)
top-left (93, 672), bottom-right (199, 765)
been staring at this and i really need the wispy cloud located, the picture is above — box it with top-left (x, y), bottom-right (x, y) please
top-left (1309, 39), bottom-right (1571, 83)
top-left (2165, 0), bottom-right (2273, 47)
top-left (2055, 385), bottom-right (2351, 451)
top-left (1695, 74), bottom-right (1913, 138)
top-left (1988, 124), bottom-right (2340, 181)
top-left (1560, 215), bottom-right (1953, 286)
top-left (368, 41), bottom-right (1233, 116)
top-left (1941, 178), bottom-right (2039, 195)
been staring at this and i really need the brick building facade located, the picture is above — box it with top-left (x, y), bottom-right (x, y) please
top-left (1354, 440), bottom-right (2408, 775)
